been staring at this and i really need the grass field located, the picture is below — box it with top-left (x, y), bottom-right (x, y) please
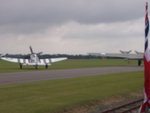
top-left (0, 71), bottom-right (144, 113)
top-left (0, 59), bottom-right (139, 73)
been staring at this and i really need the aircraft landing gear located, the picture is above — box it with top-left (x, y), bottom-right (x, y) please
top-left (45, 64), bottom-right (48, 69)
top-left (19, 63), bottom-right (22, 69)
top-left (138, 60), bottom-right (142, 66)
top-left (35, 65), bottom-right (38, 69)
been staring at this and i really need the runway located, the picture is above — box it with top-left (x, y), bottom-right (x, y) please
top-left (0, 66), bottom-right (143, 84)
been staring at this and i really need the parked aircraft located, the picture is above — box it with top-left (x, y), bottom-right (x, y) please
top-left (120, 50), bottom-right (132, 54)
top-left (88, 50), bottom-right (143, 66)
top-left (0, 46), bottom-right (67, 69)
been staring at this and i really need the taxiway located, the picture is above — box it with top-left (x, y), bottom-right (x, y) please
top-left (0, 66), bottom-right (143, 84)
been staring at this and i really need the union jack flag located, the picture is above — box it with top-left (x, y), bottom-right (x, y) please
top-left (139, 1), bottom-right (150, 113)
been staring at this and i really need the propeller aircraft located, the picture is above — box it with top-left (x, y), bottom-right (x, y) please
top-left (0, 46), bottom-right (67, 69)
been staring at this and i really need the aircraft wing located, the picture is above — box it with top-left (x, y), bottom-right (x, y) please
top-left (1, 57), bottom-right (22, 63)
top-left (38, 57), bottom-right (68, 64)
top-left (89, 53), bottom-right (143, 60)
top-left (0, 57), bottom-right (31, 64)
top-left (50, 57), bottom-right (68, 63)
top-left (126, 54), bottom-right (143, 60)
top-left (105, 53), bottom-right (143, 60)
top-left (1, 57), bottom-right (68, 64)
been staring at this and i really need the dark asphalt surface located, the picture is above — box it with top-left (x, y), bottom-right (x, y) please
top-left (0, 66), bottom-right (143, 84)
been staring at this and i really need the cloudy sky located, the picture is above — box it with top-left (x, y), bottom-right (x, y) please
top-left (0, 0), bottom-right (146, 54)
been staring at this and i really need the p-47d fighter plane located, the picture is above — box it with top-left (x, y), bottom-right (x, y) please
top-left (0, 46), bottom-right (67, 69)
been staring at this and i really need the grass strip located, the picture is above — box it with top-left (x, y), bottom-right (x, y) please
top-left (0, 71), bottom-right (144, 113)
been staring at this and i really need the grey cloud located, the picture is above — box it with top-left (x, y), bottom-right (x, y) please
top-left (0, 0), bottom-right (144, 25)
top-left (0, 0), bottom-right (146, 54)
top-left (0, 23), bottom-right (49, 35)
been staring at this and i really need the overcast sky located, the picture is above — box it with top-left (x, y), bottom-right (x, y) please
top-left (0, 0), bottom-right (146, 54)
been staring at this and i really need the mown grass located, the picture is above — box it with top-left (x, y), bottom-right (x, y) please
top-left (50, 59), bottom-right (138, 69)
top-left (0, 59), bottom-right (139, 73)
top-left (0, 71), bottom-right (143, 113)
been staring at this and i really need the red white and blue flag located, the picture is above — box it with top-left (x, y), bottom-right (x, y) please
top-left (140, 1), bottom-right (150, 113)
